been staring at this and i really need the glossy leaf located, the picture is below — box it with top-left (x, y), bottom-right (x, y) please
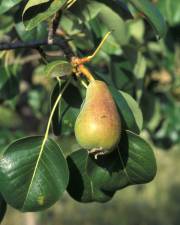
top-left (45, 60), bottom-right (72, 78)
top-left (109, 86), bottom-right (143, 133)
top-left (0, 136), bottom-right (69, 212)
top-left (23, 0), bottom-right (66, 30)
top-left (128, 0), bottom-right (167, 38)
top-left (67, 150), bottom-right (115, 203)
top-left (67, 130), bottom-right (156, 202)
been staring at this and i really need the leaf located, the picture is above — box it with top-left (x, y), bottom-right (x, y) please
top-left (119, 90), bottom-right (143, 131)
top-left (23, 0), bottom-right (66, 30)
top-left (70, 0), bottom-right (102, 21)
top-left (45, 60), bottom-right (72, 78)
top-left (98, 5), bottom-right (129, 46)
top-left (110, 55), bottom-right (134, 94)
top-left (128, 0), bottom-right (167, 38)
top-left (67, 150), bottom-right (115, 203)
top-left (0, 136), bottom-right (69, 212)
top-left (0, 194), bottom-right (6, 223)
top-left (67, 130), bottom-right (156, 202)
top-left (0, 0), bottom-right (23, 15)
top-left (109, 86), bottom-right (143, 134)
top-left (23, 0), bottom-right (50, 13)
top-left (98, 0), bottom-right (132, 20)
top-left (15, 21), bottom-right (48, 42)
top-left (50, 82), bottom-right (81, 136)
top-left (133, 52), bottom-right (147, 101)
top-left (0, 67), bottom-right (19, 100)
top-left (157, 0), bottom-right (180, 26)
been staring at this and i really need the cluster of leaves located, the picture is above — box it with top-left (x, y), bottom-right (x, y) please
top-left (0, 0), bottom-right (179, 222)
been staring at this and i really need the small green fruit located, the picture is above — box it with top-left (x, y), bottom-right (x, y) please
top-left (75, 80), bottom-right (121, 157)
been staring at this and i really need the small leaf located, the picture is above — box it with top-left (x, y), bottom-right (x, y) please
top-left (109, 86), bottom-right (143, 133)
top-left (45, 60), bottom-right (72, 78)
top-left (120, 90), bottom-right (143, 131)
top-left (23, 0), bottom-right (66, 30)
top-left (0, 136), bottom-right (69, 212)
top-left (128, 0), bottom-right (167, 38)
top-left (67, 130), bottom-right (156, 202)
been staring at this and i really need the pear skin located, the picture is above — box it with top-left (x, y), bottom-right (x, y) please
top-left (75, 80), bottom-right (121, 156)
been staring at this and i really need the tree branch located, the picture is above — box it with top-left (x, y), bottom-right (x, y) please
top-left (48, 10), bottom-right (62, 44)
top-left (0, 38), bottom-right (74, 60)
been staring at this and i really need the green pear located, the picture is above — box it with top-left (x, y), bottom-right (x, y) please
top-left (75, 80), bottom-right (121, 157)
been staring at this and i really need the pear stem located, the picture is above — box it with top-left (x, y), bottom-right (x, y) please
top-left (78, 64), bottom-right (95, 82)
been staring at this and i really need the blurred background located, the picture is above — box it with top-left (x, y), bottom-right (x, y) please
top-left (0, 0), bottom-right (180, 224)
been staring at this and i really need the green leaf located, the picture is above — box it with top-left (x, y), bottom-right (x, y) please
top-left (0, 0), bottom-right (23, 15)
top-left (109, 86), bottom-right (143, 133)
top-left (0, 194), bottom-right (6, 223)
top-left (110, 55), bottom-right (134, 94)
top-left (23, 0), bottom-right (66, 30)
top-left (0, 67), bottom-right (19, 100)
top-left (120, 90), bottom-right (143, 131)
top-left (51, 82), bottom-right (81, 136)
top-left (23, 0), bottom-right (50, 12)
top-left (157, 0), bottom-right (180, 26)
top-left (0, 136), bottom-right (69, 212)
top-left (67, 150), bottom-right (115, 203)
top-left (98, 5), bottom-right (129, 46)
top-left (70, 0), bottom-right (102, 21)
top-left (15, 21), bottom-right (48, 42)
top-left (128, 0), bottom-right (167, 38)
top-left (98, 0), bottom-right (132, 20)
top-left (133, 52), bottom-right (147, 101)
top-left (45, 60), bottom-right (72, 78)
top-left (67, 130), bottom-right (156, 202)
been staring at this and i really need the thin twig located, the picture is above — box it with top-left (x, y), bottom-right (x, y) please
top-left (0, 40), bottom-right (62, 50)
top-left (48, 10), bottom-right (62, 44)
top-left (0, 39), bottom-right (74, 60)
top-left (36, 46), bottom-right (48, 64)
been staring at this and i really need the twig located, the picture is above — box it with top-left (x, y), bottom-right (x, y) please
top-left (0, 40), bottom-right (61, 50)
top-left (48, 10), bottom-right (62, 44)
top-left (36, 46), bottom-right (48, 64)
top-left (0, 39), bottom-right (74, 60)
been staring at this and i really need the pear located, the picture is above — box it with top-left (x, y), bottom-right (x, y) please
top-left (75, 80), bottom-right (121, 157)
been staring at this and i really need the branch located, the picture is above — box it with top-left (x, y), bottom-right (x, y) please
top-left (0, 38), bottom-right (74, 60)
top-left (48, 10), bottom-right (62, 44)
